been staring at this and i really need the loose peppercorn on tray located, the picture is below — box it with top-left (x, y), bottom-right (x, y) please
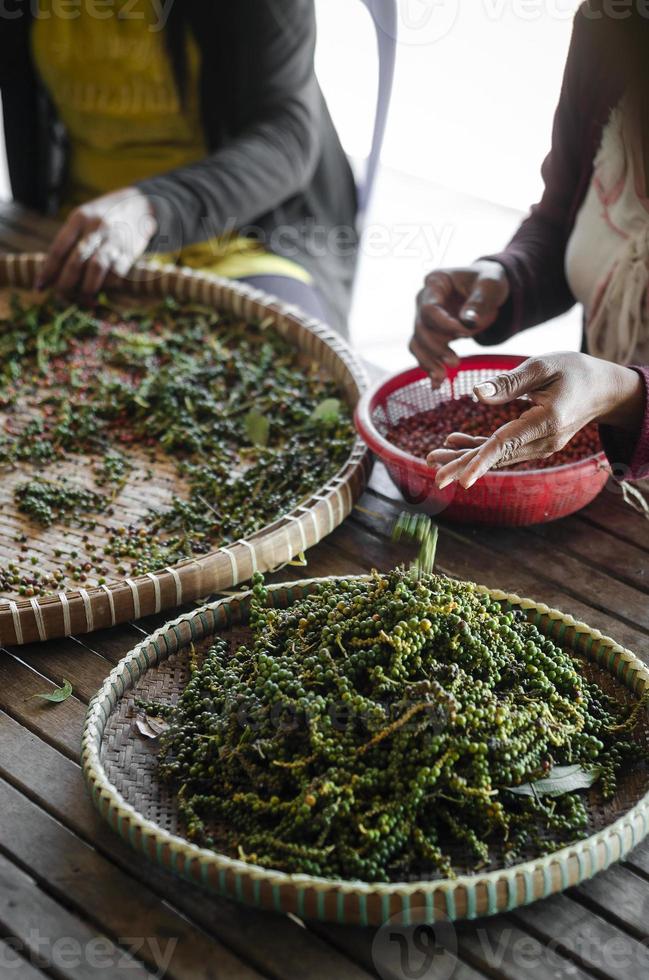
top-left (83, 576), bottom-right (649, 926)
top-left (0, 254), bottom-right (370, 644)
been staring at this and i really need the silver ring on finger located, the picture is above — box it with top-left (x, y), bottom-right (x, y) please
top-left (99, 243), bottom-right (122, 268)
top-left (77, 231), bottom-right (104, 263)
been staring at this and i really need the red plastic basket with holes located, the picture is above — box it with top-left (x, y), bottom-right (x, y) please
top-left (354, 354), bottom-right (610, 526)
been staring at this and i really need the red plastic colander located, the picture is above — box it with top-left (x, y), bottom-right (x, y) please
top-left (354, 355), bottom-right (610, 526)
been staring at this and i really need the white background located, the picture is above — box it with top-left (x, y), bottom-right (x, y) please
top-left (316, 0), bottom-right (580, 212)
top-left (315, 0), bottom-right (583, 364)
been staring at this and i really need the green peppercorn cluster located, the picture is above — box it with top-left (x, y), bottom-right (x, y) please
top-left (0, 293), bottom-right (355, 594)
top-left (143, 570), bottom-right (649, 883)
top-left (15, 477), bottom-right (107, 528)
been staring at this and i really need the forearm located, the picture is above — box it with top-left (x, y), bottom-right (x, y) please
top-left (475, 6), bottom-right (593, 347)
top-left (137, 105), bottom-right (321, 252)
top-left (599, 367), bottom-right (649, 480)
top-left (476, 219), bottom-right (577, 346)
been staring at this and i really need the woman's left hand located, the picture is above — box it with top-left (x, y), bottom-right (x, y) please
top-left (428, 352), bottom-right (645, 489)
top-left (38, 187), bottom-right (158, 296)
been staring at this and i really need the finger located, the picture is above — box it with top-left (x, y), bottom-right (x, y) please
top-left (434, 437), bottom-right (550, 489)
top-left (419, 295), bottom-right (474, 339)
top-left (432, 415), bottom-right (573, 489)
top-left (112, 252), bottom-right (134, 279)
top-left (459, 272), bottom-right (508, 330)
top-left (55, 230), bottom-right (103, 294)
top-left (426, 447), bottom-right (470, 466)
top-left (413, 319), bottom-right (460, 366)
top-left (55, 242), bottom-right (90, 294)
top-left (420, 271), bottom-right (453, 310)
top-left (80, 246), bottom-right (115, 296)
top-left (443, 433), bottom-right (488, 449)
top-left (409, 337), bottom-right (451, 382)
top-left (39, 211), bottom-right (86, 288)
top-left (429, 361), bottom-right (447, 388)
top-left (473, 358), bottom-right (551, 406)
top-left (434, 447), bottom-right (483, 489)
top-left (490, 437), bottom-right (560, 468)
top-left (419, 274), bottom-right (475, 339)
top-left (455, 408), bottom-right (551, 488)
top-left (432, 414), bottom-right (540, 489)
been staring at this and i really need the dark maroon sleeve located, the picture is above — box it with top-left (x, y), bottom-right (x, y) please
top-left (475, 7), bottom-right (612, 346)
top-left (599, 368), bottom-right (649, 481)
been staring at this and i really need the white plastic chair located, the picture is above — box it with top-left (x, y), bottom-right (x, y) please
top-left (356, 0), bottom-right (397, 216)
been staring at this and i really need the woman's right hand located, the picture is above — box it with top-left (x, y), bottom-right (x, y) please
top-left (410, 260), bottom-right (510, 386)
top-left (427, 352), bottom-right (645, 489)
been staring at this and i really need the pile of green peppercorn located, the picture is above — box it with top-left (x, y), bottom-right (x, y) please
top-left (142, 569), bottom-right (649, 882)
top-left (0, 293), bottom-right (355, 595)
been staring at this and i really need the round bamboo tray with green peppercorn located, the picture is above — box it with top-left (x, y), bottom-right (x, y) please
top-left (82, 572), bottom-right (649, 926)
top-left (0, 253), bottom-right (369, 645)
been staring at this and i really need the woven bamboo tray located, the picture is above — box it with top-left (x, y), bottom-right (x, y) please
top-left (0, 253), bottom-right (370, 645)
top-left (82, 576), bottom-right (649, 927)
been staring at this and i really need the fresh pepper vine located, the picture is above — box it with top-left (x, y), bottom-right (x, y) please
top-left (142, 568), bottom-right (649, 882)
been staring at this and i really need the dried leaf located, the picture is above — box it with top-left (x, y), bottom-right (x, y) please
top-left (507, 765), bottom-right (600, 799)
top-left (135, 716), bottom-right (170, 740)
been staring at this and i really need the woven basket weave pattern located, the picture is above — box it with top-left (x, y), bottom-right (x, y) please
top-left (82, 577), bottom-right (649, 926)
top-left (0, 254), bottom-right (370, 645)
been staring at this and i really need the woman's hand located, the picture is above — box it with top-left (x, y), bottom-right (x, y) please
top-left (428, 352), bottom-right (645, 489)
top-left (38, 188), bottom-right (158, 297)
top-left (411, 260), bottom-right (510, 386)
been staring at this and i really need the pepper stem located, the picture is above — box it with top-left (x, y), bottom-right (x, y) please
top-left (392, 511), bottom-right (439, 579)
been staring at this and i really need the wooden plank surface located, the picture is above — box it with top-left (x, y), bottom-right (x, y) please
top-left (0, 851), bottom-right (153, 979)
top-left (1, 202), bottom-right (647, 978)
top-left (0, 941), bottom-right (48, 980)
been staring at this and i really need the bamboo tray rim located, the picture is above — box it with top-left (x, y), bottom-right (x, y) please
top-left (81, 575), bottom-right (649, 924)
top-left (0, 254), bottom-right (371, 645)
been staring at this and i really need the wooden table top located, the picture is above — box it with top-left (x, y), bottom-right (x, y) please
top-left (1, 202), bottom-right (649, 980)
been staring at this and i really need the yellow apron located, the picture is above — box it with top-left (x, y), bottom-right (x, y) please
top-left (31, 4), bottom-right (310, 283)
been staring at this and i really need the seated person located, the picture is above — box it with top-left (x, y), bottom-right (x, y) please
top-left (0, 0), bottom-right (358, 334)
top-left (410, 2), bottom-right (649, 378)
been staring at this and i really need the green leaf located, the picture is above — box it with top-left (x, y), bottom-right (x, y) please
top-left (507, 765), bottom-right (600, 799)
top-left (310, 398), bottom-right (341, 424)
top-left (27, 679), bottom-right (73, 704)
top-left (245, 409), bottom-right (270, 447)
